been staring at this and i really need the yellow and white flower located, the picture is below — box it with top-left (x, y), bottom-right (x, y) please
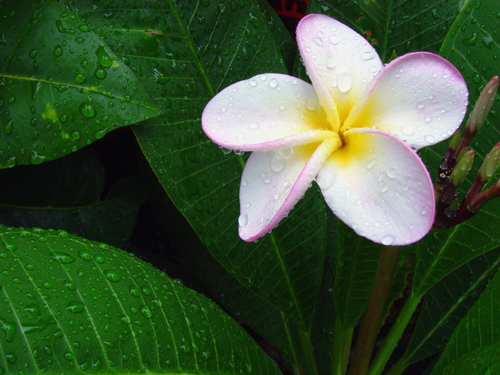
top-left (202, 14), bottom-right (468, 245)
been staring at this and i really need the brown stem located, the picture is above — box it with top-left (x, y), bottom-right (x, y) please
top-left (348, 245), bottom-right (402, 375)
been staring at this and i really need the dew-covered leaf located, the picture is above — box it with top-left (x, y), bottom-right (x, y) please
top-left (0, 149), bottom-right (144, 248)
top-left (414, 0), bottom-right (500, 297)
top-left (404, 248), bottom-right (500, 366)
top-left (0, 0), bottom-right (161, 168)
top-left (59, 0), bottom-right (327, 346)
top-left (305, 0), bottom-right (460, 62)
top-left (0, 226), bottom-right (281, 375)
top-left (430, 267), bottom-right (500, 375)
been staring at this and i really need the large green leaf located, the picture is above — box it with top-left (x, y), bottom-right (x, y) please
top-left (414, 0), bottom-right (500, 297)
top-left (149, 177), bottom-right (334, 375)
top-left (404, 248), bottom-right (500, 366)
top-left (306, 0), bottom-right (460, 62)
top-left (0, 0), bottom-right (161, 168)
top-left (0, 226), bottom-right (280, 375)
top-left (62, 0), bottom-right (328, 341)
top-left (430, 267), bottom-right (500, 375)
top-left (0, 149), bottom-right (145, 248)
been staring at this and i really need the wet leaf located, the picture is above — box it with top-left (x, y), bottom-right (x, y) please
top-left (0, 226), bottom-right (280, 375)
top-left (0, 0), bottom-right (161, 168)
top-left (430, 266), bottom-right (500, 375)
top-left (405, 249), bottom-right (500, 365)
top-left (415, 0), bottom-right (500, 297)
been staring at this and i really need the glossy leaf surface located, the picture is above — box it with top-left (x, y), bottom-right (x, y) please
top-left (414, 0), bottom-right (500, 297)
top-left (60, 0), bottom-right (328, 336)
top-left (0, 226), bottom-right (280, 375)
top-left (405, 249), bottom-right (500, 365)
top-left (0, 0), bottom-right (161, 168)
top-left (430, 267), bottom-right (500, 375)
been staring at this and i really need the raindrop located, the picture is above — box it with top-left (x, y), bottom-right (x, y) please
top-left (79, 101), bottom-right (96, 118)
top-left (270, 157), bottom-right (285, 172)
top-left (250, 79), bottom-right (257, 87)
top-left (328, 35), bottom-right (340, 45)
top-left (424, 114), bottom-right (432, 122)
top-left (249, 122), bottom-right (259, 130)
top-left (104, 270), bottom-right (120, 282)
top-left (75, 73), bottom-right (86, 83)
top-left (140, 305), bottom-right (152, 319)
top-left (306, 97), bottom-right (317, 110)
top-left (316, 172), bottom-right (336, 190)
top-left (381, 184), bottom-right (390, 193)
top-left (279, 103), bottom-right (286, 110)
top-left (424, 135), bottom-right (435, 143)
top-left (337, 73), bottom-right (353, 93)
top-left (325, 57), bottom-right (336, 68)
top-left (53, 252), bottom-right (75, 264)
top-left (269, 78), bottom-right (278, 88)
top-left (313, 37), bottom-right (323, 46)
top-left (381, 235), bottom-right (395, 246)
top-left (360, 51), bottom-right (375, 61)
top-left (95, 46), bottom-right (113, 67)
top-left (367, 159), bottom-right (377, 170)
top-left (95, 67), bottom-right (107, 79)
top-left (417, 101), bottom-right (425, 109)
top-left (386, 168), bottom-right (397, 179)
top-left (238, 214), bottom-right (248, 227)
top-left (279, 147), bottom-right (293, 158)
top-left (66, 301), bottom-right (85, 313)
top-left (402, 126), bottom-right (415, 136)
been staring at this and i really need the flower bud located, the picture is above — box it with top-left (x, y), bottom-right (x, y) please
top-left (479, 142), bottom-right (500, 182)
top-left (449, 150), bottom-right (474, 188)
top-left (467, 76), bottom-right (499, 136)
top-left (468, 179), bottom-right (500, 213)
top-left (449, 130), bottom-right (462, 151)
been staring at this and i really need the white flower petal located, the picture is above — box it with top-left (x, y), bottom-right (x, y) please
top-left (344, 52), bottom-right (468, 150)
top-left (202, 73), bottom-right (332, 151)
top-left (297, 14), bottom-right (382, 129)
top-left (239, 138), bottom-right (341, 241)
top-left (318, 128), bottom-right (434, 245)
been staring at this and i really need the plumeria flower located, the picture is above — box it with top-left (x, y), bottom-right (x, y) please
top-left (202, 14), bottom-right (468, 245)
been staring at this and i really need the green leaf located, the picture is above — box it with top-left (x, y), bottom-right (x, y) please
top-left (430, 267), bottom-right (500, 375)
top-left (0, 0), bottom-right (161, 168)
top-left (62, 0), bottom-right (327, 342)
top-left (0, 150), bottom-right (144, 248)
top-left (414, 0), bottom-right (500, 297)
top-left (404, 248), bottom-right (500, 365)
top-left (306, 0), bottom-right (460, 62)
top-left (0, 226), bottom-right (280, 375)
top-left (149, 178), bottom-right (331, 375)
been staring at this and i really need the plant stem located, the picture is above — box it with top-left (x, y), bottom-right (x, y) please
top-left (384, 356), bottom-right (409, 375)
top-left (331, 318), bottom-right (353, 375)
top-left (366, 294), bottom-right (423, 375)
top-left (348, 245), bottom-right (402, 375)
top-left (298, 329), bottom-right (319, 375)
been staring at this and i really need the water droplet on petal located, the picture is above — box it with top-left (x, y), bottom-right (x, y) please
top-left (337, 73), bottom-right (353, 93)
top-left (381, 235), bottom-right (395, 246)
top-left (387, 168), bottom-right (397, 179)
top-left (269, 78), bottom-right (278, 88)
top-left (424, 114), bottom-right (432, 122)
top-left (238, 214), bottom-right (248, 227)
top-left (424, 134), bottom-right (435, 143)
top-left (417, 101), bottom-right (425, 109)
top-left (270, 157), bottom-right (285, 172)
top-left (250, 79), bottom-right (257, 87)
top-left (306, 98), bottom-right (317, 110)
top-left (249, 121), bottom-right (259, 130)
top-left (279, 147), bottom-right (293, 158)
top-left (328, 35), bottom-right (340, 45)
top-left (316, 172), bottom-right (336, 190)
top-left (402, 126), bottom-right (415, 136)
top-left (367, 159), bottom-right (377, 170)
top-left (325, 57), bottom-right (336, 68)
top-left (313, 37), bottom-right (323, 46)
top-left (360, 51), bottom-right (375, 61)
